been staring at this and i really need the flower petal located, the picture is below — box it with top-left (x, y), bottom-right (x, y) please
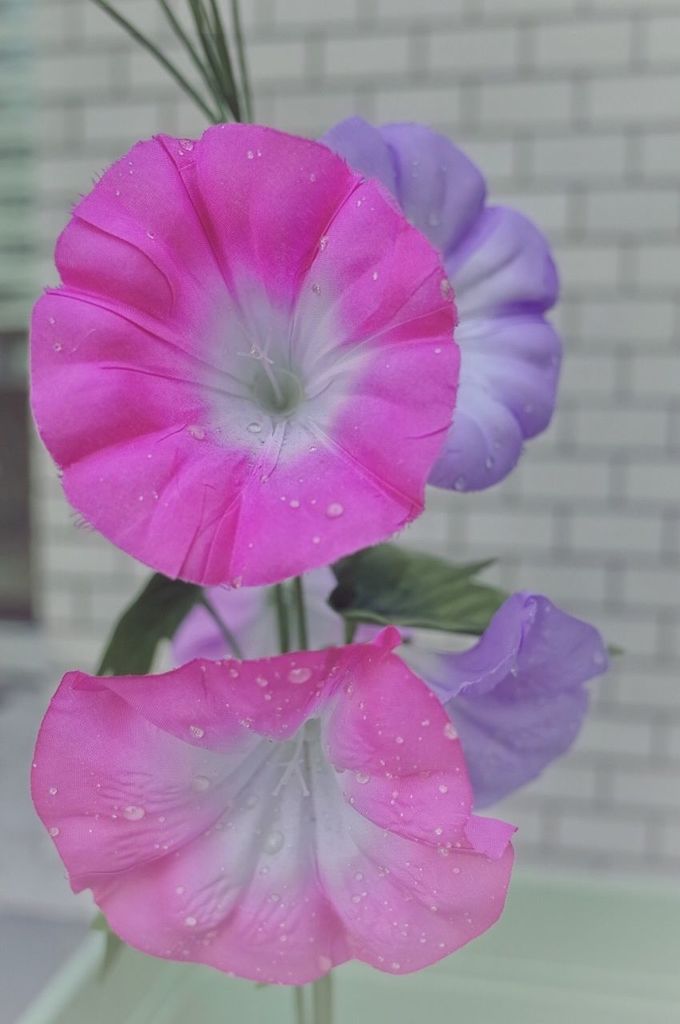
top-left (323, 118), bottom-right (562, 494)
top-left (32, 125), bottom-right (457, 585)
top-left (323, 118), bottom-right (486, 256)
top-left (33, 637), bottom-right (514, 983)
top-left (403, 594), bottom-right (608, 808)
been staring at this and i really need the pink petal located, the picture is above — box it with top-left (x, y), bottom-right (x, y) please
top-left (34, 638), bottom-right (514, 983)
top-left (32, 126), bottom-right (458, 586)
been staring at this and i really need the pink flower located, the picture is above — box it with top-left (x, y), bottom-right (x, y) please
top-left (33, 630), bottom-right (514, 984)
top-left (31, 125), bottom-right (458, 586)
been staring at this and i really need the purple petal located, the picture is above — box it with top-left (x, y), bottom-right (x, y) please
top-left (403, 594), bottom-right (608, 808)
top-left (322, 118), bottom-right (486, 255)
top-left (429, 316), bottom-right (561, 490)
top-left (323, 118), bottom-right (563, 494)
top-left (446, 206), bottom-right (558, 318)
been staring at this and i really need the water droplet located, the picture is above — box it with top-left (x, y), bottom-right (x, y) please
top-left (255, 676), bottom-right (269, 688)
top-left (371, 270), bottom-right (379, 281)
top-left (351, 894), bottom-right (362, 903)
top-left (189, 725), bottom-right (205, 739)
top-left (269, 893), bottom-right (281, 903)
top-left (312, 535), bottom-right (321, 545)
top-left (309, 172), bottom-right (317, 182)
top-left (438, 784), bottom-right (449, 794)
top-left (247, 149), bottom-right (255, 159)
top-left (453, 476), bottom-right (466, 491)
top-left (264, 829), bottom-right (285, 854)
top-left (48, 826), bottom-right (60, 837)
top-left (319, 235), bottom-right (329, 251)
top-left (391, 962), bottom-right (401, 970)
top-left (123, 805), bottom-right (145, 821)
top-left (247, 421), bottom-right (262, 434)
top-left (187, 424), bottom-right (205, 440)
top-left (444, 723), bottom-right (457, 740)
top-left (355, 771), bottom-right (370, 785)
top-left (48, 786), bottom-right (58, 796)
top-left (47, 316), bottom-right (56, 326)
top-left (326, 502), bottom-right (344, 518)
top-left (440, 279), bottom-right (453, 299)
top-left (395, 736), bottom-right (404, 745)
top-left (485, 456), bottom-right (494, 470)
top-left (52, 342), bottom-right (62, 352)
top-left (146, 228), bottom-right (156, 239)
top-left (192, 775), bottom-right (211, 792)
top-left (434, 347), bottom-right (442, 354)
top-left (179, 138), bottom-right (194, 152)
top-left (184, 915), bottom-right (197, 927)
top-left (312, 283), bottom-right (321, 295)
top-left (288, 667), bottom-right (312, 685)
top-left (289, 498), bottom-right (300, 509)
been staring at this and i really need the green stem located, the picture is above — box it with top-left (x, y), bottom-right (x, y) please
top-left (198, 593), bottom-right (244, 659)
top-left (274, 583), bottom-right (290, 654)
top-left (157, 0), bottom-right (225, 119)
top-left (230, 0), bottom-right (253, 120)
top-left (344, 619), bottom-right (358, 644)
top-left (312, 973), bottom-right (333, 1024)
top-left (293, 985), bottom-right (307, 1024)
top-left (292, 576), bottom-right (309, 650)
top-left (90, 0), bottom-right (220, 124)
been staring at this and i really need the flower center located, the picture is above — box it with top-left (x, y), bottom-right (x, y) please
top-left (247, 345), bottom-right (305, 417)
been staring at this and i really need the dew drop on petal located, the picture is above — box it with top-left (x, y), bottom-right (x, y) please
top-left (256, 676), bottom-right (269, 688)
top-left (247, 422), bottom-right (262, 434)
top-left (264, 830), bottom-right (285, 855)
top-left (312, 535), bottom-right (321, 545)
top-left (192, 775), bottom-right (211, 792)
top-left (438, 784), bottom-right (449, 794)
top-left (184, 915), bottom-right (197, 927)
top-left (48, 786), bottom-right (58, 796)
top-left (288, 667), bottom-right (312, 685)
top-left (189, 725), bottom-right (205, 739)
top-left (355, 771), bottom-right (370, 785)
top-left (247, 150), bottom-right (255, 159)
top-left (395, 735), bottom-right (404, 745)
top-left (179, 138), bottom-right (194, 152)
top-left (319, 235), bottom-right (329, 251)
top-left (289, 499), bottom-right (300, 509)
top-left (444, 723), bottom-right (458, 740)
top-left (48, 826), bottom-right (60, 837)
top-left (453, 476), bottom-right (466, 491)
top-left (187, 424), bottom-right (206, 440)
top-left (325, 502), bottom-right (344, 518)
top-left (123, 805), bottom-right (145, 821)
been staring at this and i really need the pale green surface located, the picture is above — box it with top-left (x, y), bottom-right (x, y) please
top-left (18, 872), bottom-right (680, 1024)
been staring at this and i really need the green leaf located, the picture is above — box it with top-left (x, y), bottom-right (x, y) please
top-left (330, 544), bottom-right (507, 636)
top-left (97, 574), bottom-right (201, 675)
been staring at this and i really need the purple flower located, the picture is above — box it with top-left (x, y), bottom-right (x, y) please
top-left (322, 118), bottom-right (561, 491)
top-left (175, 576), bottom-right (608, 809)
top-left (403, 594), bottom-right (608, 807)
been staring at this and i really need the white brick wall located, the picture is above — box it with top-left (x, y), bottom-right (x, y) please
top-left (31, 0), bottom-right (680, 877)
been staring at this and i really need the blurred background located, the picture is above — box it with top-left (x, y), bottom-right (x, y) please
top-left (1, 0), bottom-right (679, 1017)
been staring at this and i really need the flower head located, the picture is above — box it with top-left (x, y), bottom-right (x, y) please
top-left (31, 125), bottom-right (458, 586)
top-left (176, 577), bottom-right (607, 808)
top-left (402, 593), bottom-right (609, 807)
top-left (33, 630), bottom-right (514, 983)
top-left (322, 118), bottom-right (561, 491)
